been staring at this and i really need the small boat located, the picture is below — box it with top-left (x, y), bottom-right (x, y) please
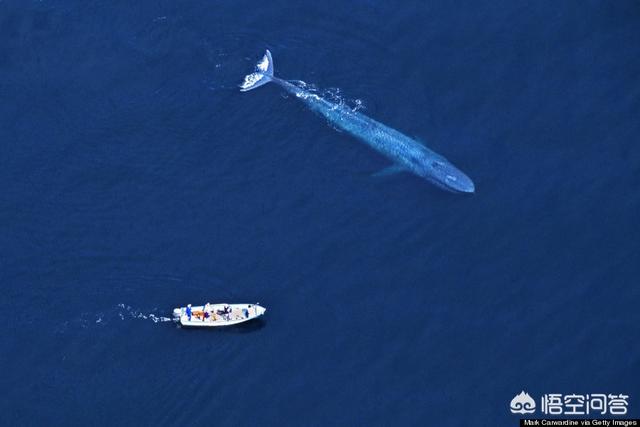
top-left (172, 303), bottom-right (266, 327)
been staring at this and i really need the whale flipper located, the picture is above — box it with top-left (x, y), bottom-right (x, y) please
top-left (373, 164), bottom-right (407, 178)
top-left (240, 50), bottom-right (274, 92)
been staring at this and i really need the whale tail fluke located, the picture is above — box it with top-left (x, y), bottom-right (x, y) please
top-left (239, 50), bottom-right (274, 92)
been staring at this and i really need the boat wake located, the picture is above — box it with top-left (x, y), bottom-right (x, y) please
top-left (116, 303), bottom-right (173, 324)
top-left (54, 304), bottom-right (172, 334)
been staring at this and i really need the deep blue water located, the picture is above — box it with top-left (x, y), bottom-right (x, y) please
top-left (1, 1), bottom-right (640, 425)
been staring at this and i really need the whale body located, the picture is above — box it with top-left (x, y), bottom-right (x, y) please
top-left (240, 50), bottom-right (474, 193)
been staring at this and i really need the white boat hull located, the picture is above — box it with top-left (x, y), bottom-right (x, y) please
top-left (173, 303), bottom-right (266, 327)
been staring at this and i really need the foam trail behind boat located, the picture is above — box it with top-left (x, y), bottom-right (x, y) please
top-left (54, 305), bottom-right (172, 334)
top-left (117, 304), bottom-right (172, 323)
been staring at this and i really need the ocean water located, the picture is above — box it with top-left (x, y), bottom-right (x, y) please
top-left (1, 1), bottom-right (639, 425)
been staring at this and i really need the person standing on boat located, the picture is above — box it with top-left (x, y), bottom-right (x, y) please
top-left (186, 304), bottom-right (192, 321)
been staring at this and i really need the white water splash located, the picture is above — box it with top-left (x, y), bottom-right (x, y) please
top-left (292, 80), bottom-right (366, 112)
top-left (117, 303), bottom-right (172, 323)
top-left (54, 304), bottom-right (172, 333)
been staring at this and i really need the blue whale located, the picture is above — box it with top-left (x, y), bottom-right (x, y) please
top-left (240, 50), bottom-right (474, 193)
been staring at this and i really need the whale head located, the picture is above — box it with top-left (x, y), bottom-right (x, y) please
top-left (420, 157), bottom-right (475, 193)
